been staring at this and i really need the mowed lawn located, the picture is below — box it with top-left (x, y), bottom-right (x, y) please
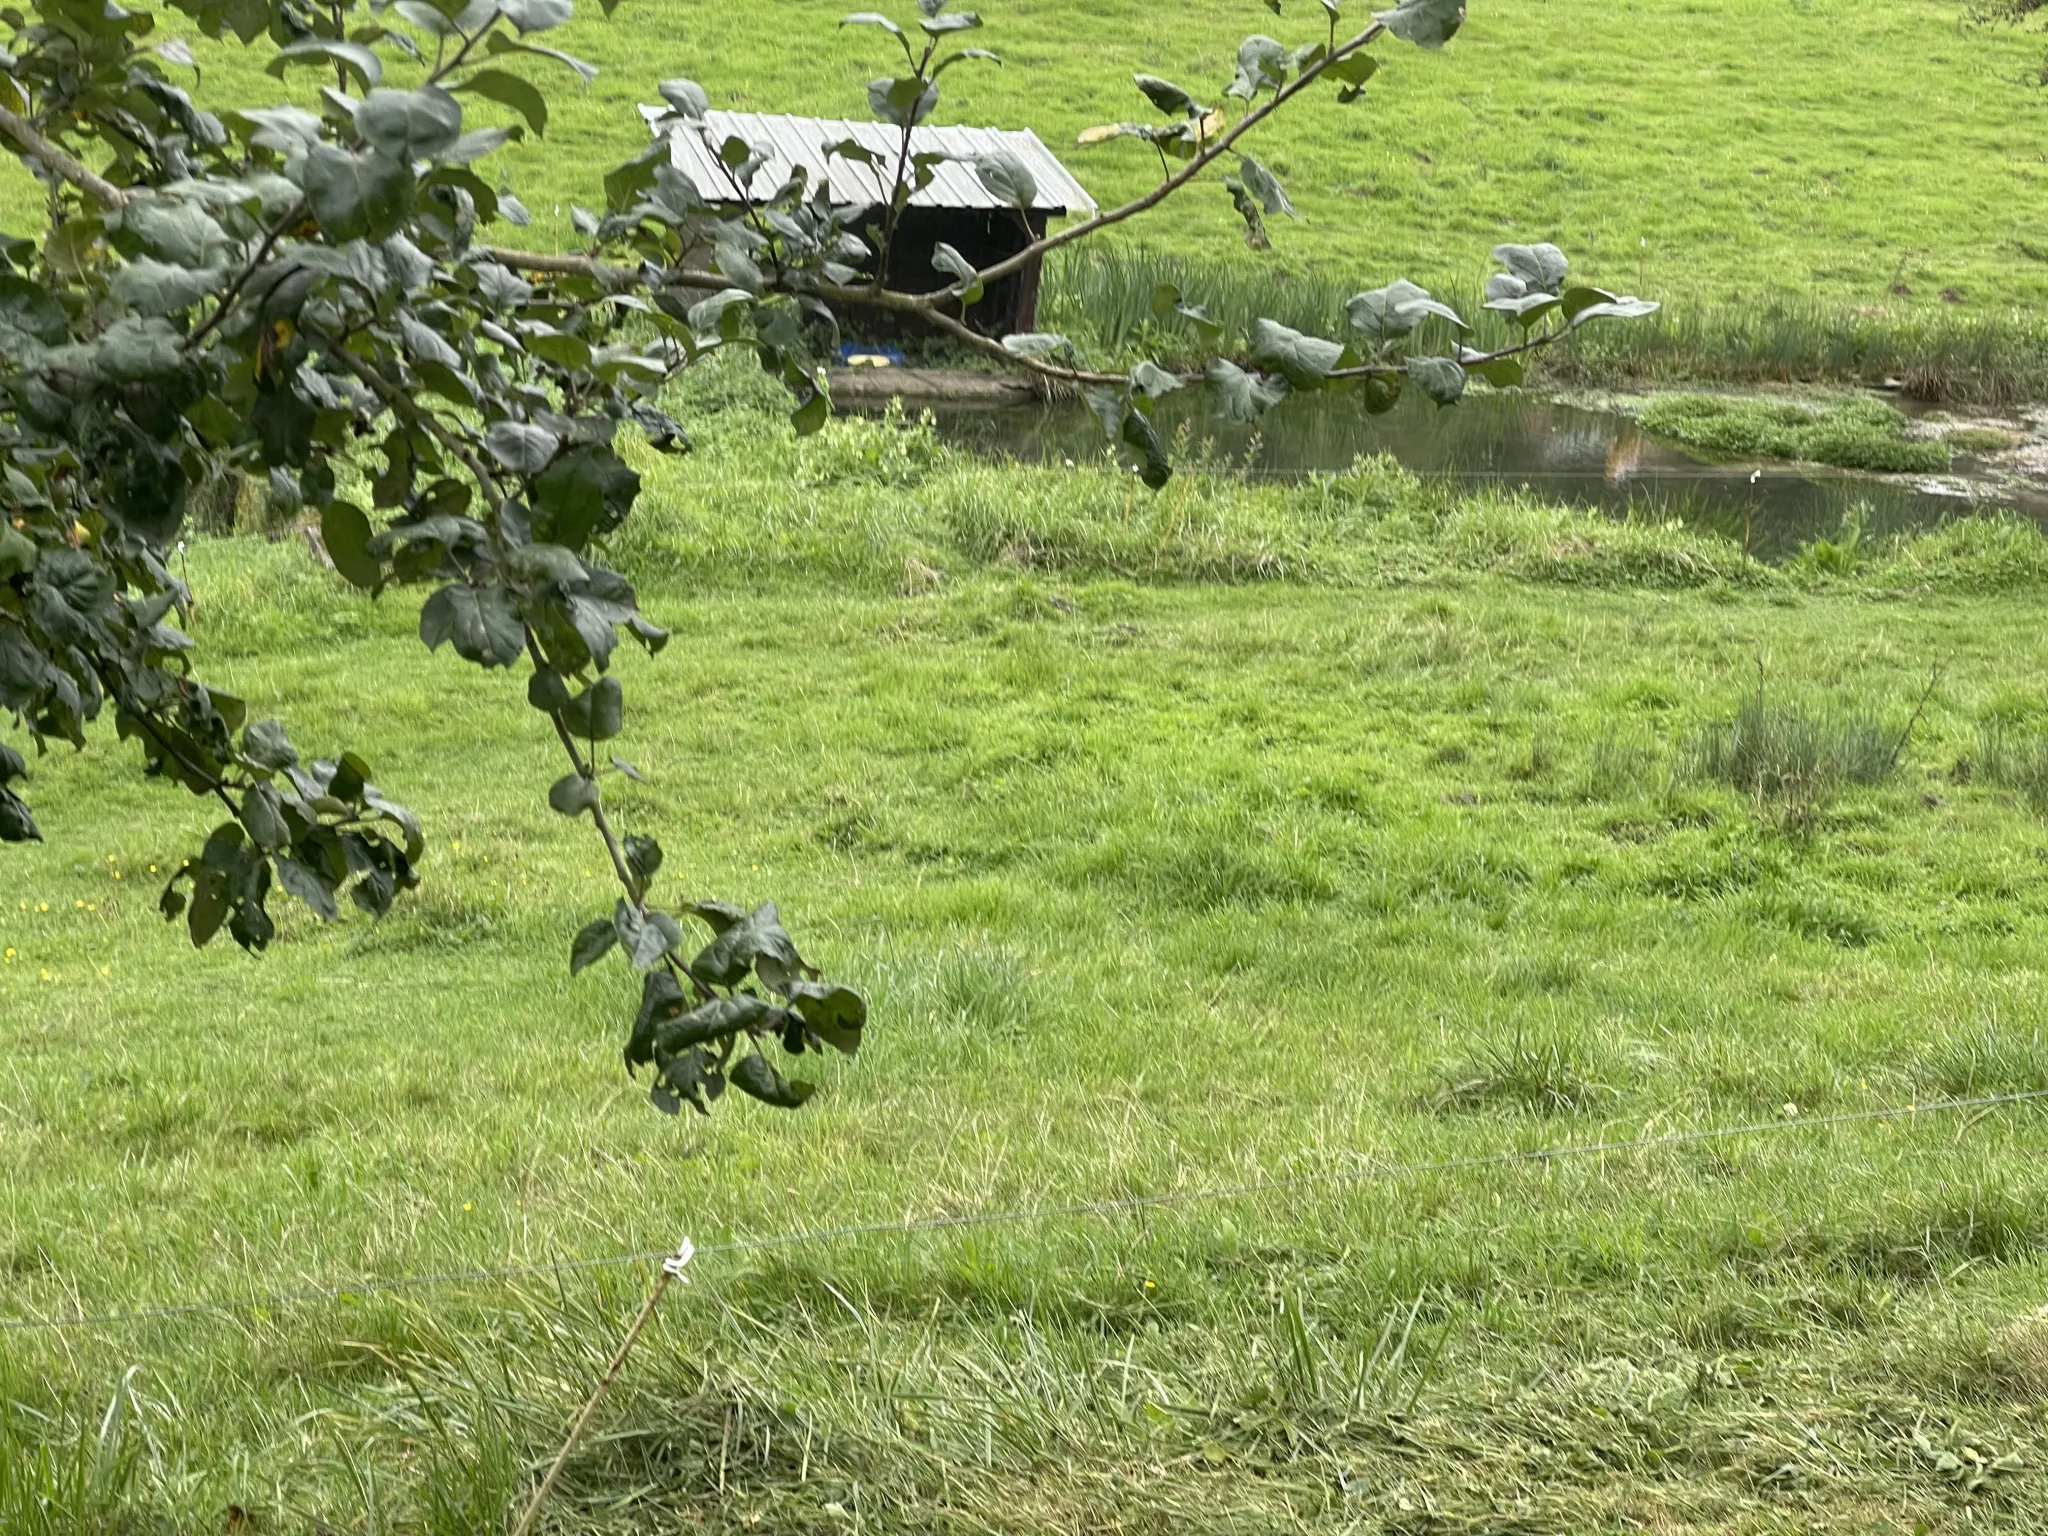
top-left (21, 0), bottom-right (2042, 313)
top-left (8, 409), bottom-right (2048, 1529)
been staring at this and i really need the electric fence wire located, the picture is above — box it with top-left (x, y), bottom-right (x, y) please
top-left (6, 1086), bottom-right (2045, 1335)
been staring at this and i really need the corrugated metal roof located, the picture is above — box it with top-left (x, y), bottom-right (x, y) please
top-left (638, 108), bottom-right (1096, 215)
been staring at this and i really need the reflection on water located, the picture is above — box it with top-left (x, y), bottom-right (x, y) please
top-left (888, 390), bottom-right (2040, 562)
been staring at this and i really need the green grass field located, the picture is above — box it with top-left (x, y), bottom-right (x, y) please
top-left (10, 398), bottom-right (2048, 1530)
top-left (37, 0), bottom-right (2045, 395)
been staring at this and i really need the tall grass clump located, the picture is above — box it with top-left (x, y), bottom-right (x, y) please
top-left (1639, 395), bottom-right (1949, 474)
top-left (1043, 249), bottom-right (2048, 406)
top-left (1553, 296), bottom-right (2048, 408)
top-left (1976, 720), bottom-right (2048, 813)
top-left (1865, 514), bottom-right (2048, 594)
top-left (1686, 671), bottom-right (1904, 803)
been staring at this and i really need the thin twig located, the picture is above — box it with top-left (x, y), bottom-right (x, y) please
top-left (509, 1240), bottom-right (693, 1536)
top-left (186, 202), bottom-right (308, 349)
top-left (963, 21), bottom-right (1388, 294)
top-left (1888, 666), bottom-right (1944, 776)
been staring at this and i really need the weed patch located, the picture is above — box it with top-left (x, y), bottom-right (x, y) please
top-left (1430, 1034), bottom-right (1610, 1115)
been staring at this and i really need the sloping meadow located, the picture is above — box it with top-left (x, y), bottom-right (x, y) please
top-left (9, 400), bottom-right (2048, 1531)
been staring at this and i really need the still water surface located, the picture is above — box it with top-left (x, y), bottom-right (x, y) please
top-left (898, 391), bottom-right (2038, 563)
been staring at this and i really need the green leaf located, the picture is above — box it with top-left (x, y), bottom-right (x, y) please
top-left (273, 854), bottom-right (338, 920)
top-left (187, 865), bottom-right (230, 948)
top-left (686, 287), bottom-right (754, 337)
top-left (112, 257), bottom-right (228, 317)
top-left (929, 241), bottom-right (984, 304)
top-left (559, 675), bottom-right (624, 740)
top-left (267, 38), bottom-right (384, 90)
top-left (1249, 318), bottom-right (1345, 388)
top-left (973, 147), bottom-right (1037, 210)
top-left (1407, 355), bottom-right (1466, 405)
top-left (1205, 358), bottom-right (1288, 422)
top-left (1360, 372), bottom-right (1402, 414)
top-left (119, 197), bottom-right (234, 268)
top-left (569, 915), bottom-right (617, 974)
top-left (1228, 34), bottom-right (1289, 100)
top-left (1373, 0), bottom-right (1465, 48)
top-left (1567, 294), bottom-right (1660, 327)
top-left (0, 525), bottom-right (34, 580)
top-left (624, 833), bottom-right (663, 890)
top-left (527, 668), bottom-right (571, 712)
top-left (548, 773), bottom-right (600, 817)
top-left (0, 787), bottom-right (39, 843)
top-left (1001, 332), bottom-right (1074, 361)
top-left (95, 316), bottom-right (183, 384)
top-left (1235, 154), bottom-right (1295, 218)
top-left (1121, 407), bottom-right (1172, 490)
top-left (629, 971), bottom-right (686, 1062)
top-left (1173, 301), bottom-right (1225, 343)
top-left (1459, 347), bottom-right (1525, 387)
top-left (1325, 49), bottom-right (1380, 92)
top-left (483, 32), bottom-right (598, 82)
top-left (918, 9), bottom-right (982, 31)
top-left (499, 0), bottom-right (574, 33)
top-left (646, 994), bottom-right (779, 1061)
top-left (1492, 241), bottom-right (1569, 292)
top-left (302, 145), bottom-right (413, 243)
top-left (241, 783), bottom-right (290, 850)
top-left (657, 78), bottom-right (709, 119)
top-left (784, 979), bottom-right (866, 1055)
top-left (731, 1052), bottom-right (816, 1108)
top-left (419, 583), bottom-right (527, 668)
top-left (690, 899), bottom-right (805, 989)
top-left (1130, 360), bottom-right (1183, 398)
top-left (868, 75), bottom-right (939, 127)
top-left (354, 87), bottom-right (465, 162)
top-left (841, 9), bottom-right (904, 34)
top-left (0, 275), bottom-right (67, 346)
top-left (1133, 73), bottom-right (1203, 116)
top-left (484, 420), bottom-right (561, 474)
top-left (322, 503), bottom-right (381, 591)
top-left (532, 446), bottom-right (640, 552)
top-left (451, 70), bottom-right (548, 136)
top-left (1481, 281), bottom-right (1561, 327)
top-left (613, 899), bottom-right (684, 968)
top-left (1345, 278), bottom-right (1466, 344)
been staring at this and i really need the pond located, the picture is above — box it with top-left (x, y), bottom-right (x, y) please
top-left (893, 390), bottom-right (2042, 563)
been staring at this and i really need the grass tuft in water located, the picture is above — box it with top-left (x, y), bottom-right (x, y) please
top-left (1639, 395), bottom-right (1950, 474)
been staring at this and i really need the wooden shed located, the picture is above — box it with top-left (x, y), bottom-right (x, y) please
top-left (642, 109), bottom-right (1096, 337)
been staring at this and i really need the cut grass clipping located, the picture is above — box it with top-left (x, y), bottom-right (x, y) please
top-left (1640, 394), bottom-right (1952, 474)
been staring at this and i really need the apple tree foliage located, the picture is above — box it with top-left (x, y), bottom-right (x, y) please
top-left (0, 0), bottom-right (1653, 1112)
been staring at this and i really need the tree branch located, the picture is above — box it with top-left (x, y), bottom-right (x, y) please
top-left (0, 102), bottom-right (133, 207)
top-left (317, 333), bottom-right (504, 506)
top-left (187, 202), bottom-right (308, 350)
top-left (956, 23), bottom-right (1387, 297)
top-left (524, 628), bottom-right (713, 1002)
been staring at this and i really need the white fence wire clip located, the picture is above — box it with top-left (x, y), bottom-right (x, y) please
top-left (662, 1238), bottom-right (695, 1281)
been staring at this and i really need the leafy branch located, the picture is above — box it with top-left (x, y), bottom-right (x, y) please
top-left (0, 0), bottom-right (1648, 1117)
